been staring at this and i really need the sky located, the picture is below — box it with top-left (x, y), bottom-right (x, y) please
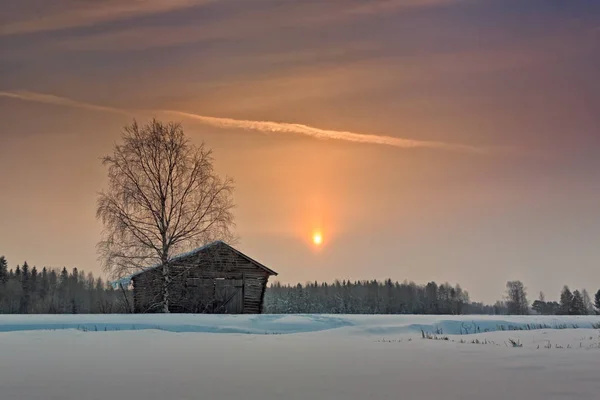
top-left (1, 0), bottom-right (600, 303)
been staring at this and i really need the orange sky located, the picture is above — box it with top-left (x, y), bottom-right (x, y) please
top-left (1, 0), bottom-right (600, 303)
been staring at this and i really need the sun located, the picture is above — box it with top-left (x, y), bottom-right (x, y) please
top-left (312, 232), bottom-right (323, 246)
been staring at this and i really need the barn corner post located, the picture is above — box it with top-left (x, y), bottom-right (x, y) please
top-left (241, 272), bottom-right (245, 314)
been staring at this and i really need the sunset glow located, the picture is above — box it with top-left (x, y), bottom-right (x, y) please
top-left (2, 2), bottom-right (600, 398)
top-left (1, 0), bottom-right (599, 304)
top-left (312, 232), bottom-right (323, 246)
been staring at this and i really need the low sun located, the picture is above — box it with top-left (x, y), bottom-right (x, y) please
top-left (312, 232), bottom-right (323, 246)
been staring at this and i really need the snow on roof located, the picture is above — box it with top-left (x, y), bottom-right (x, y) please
top-left (110, 241), bottom-right (222, 288)
top-left (110, 241), bottom-right (277, 288)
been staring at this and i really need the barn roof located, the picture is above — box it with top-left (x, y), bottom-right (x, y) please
top-left (111, 241), bottom-right (277, 288)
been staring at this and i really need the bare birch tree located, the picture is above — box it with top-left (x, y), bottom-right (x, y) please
top-left (97, 120), bottom-right (235, 313)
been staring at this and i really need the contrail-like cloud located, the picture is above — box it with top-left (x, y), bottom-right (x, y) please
top-left (0, 90), bottom-right (484, 152)
top-left (0, 90), bottom-right (128, 115)
top-left (163, 110), bottom-right (483, 152)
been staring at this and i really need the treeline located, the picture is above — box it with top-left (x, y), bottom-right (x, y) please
top-left (2, 255), bottom-right (599, 315)
top-left (264, 280), bottom-right (475, 314)
top-left (0, 256), bottom-right (130, 314)
top-left (264, 279), bottom-right (600, 315)
top-left (502, 280), bottom-right (600, 316)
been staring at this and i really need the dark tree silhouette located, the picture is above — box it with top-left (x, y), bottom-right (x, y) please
top-left (0, 256), bottom-right (7, 284)
top-left (505, 281), bottom-right (528, 315)
top-left (559, 286), bottom-right (573, 315)
top-left (570, 290), bottom-right (586, 315)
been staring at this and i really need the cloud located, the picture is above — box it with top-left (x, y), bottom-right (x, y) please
top-left (51, 3), bottom-right (329, 52)
top-left (163, 110), bottom-right (484, 152)
top-left (34, 0), bottom-right (461, 52)
top-left (0, 0), bottom-right (213, 36)
top-left (0, 90), bottom-right (484, 153)
top-left (0, 90), bottom-right (128, 115)
top-left (2, 0), bottom-right (462, 38)
top-left (345, 0), bottom-right (460, 15)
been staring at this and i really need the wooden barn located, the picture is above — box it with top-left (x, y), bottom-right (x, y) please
top-left (124, 241), bottom-right (277, 314)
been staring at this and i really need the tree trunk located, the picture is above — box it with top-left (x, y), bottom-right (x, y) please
top-left (162, 262), bottom-right (170, 313)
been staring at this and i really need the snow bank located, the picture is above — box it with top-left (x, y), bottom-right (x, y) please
top-left (0, 313), bottom-right (598, 335)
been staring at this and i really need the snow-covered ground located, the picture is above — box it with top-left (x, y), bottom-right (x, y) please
top-left (1, 315), bottom-right (599, 400)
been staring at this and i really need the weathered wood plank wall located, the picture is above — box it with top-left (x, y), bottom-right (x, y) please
top-left (132, 242), bottom-right (274, 314)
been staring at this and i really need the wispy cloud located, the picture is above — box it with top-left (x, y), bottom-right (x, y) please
top-left (2, 0), bottom-right (461, 37)
top-left (0, 90), bottom-right (484, 153)
top-left (0, 90), bottom-right (128, 115)
top-left (0, 0), bottom-right (213, 36)
top-left (31, 0), bottom-right (462, 52)
top-left (163, 110), bottom-right (483, 152)
top-left (51, 3), bottom-right (328, 52)
top-left (345, 0), bottom-right (460, 15)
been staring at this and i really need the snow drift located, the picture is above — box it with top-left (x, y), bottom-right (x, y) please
top-left (0, 313), bottom-right (598, 334)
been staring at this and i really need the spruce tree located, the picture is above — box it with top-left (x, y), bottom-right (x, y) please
top-left (70, 268), bottom-right (79, 314)
top-left (0, 256), bottom-right (7, 284)
top-left (20, 262), bottom-right (30, 313)
top-left (594, 289), bottom-right (600, 315)
top-left (425, 281), bottom-right (439, 314)
top-left (58, 267), bottom-right (69, 312)
top-left (48, 269), bottom-right (58, 313)
top-left (0, 256), bottom-right (7, 311)
top-left (559, 286), bottom-right (573, 315)
top-left (60, 267), bottom-right (69, 283)
top-left (30, 267), bottom-right (38, 311)
top-left (40, 267), bottom-right (49, 300)
top-left (570, 290), bottom-right (585, 315)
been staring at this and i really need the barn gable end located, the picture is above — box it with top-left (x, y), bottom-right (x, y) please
top-left (131, 241), bottom-right (277, 314)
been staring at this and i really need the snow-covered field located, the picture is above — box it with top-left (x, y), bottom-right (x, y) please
top-left (1, 315), bottom-right (599, 400)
